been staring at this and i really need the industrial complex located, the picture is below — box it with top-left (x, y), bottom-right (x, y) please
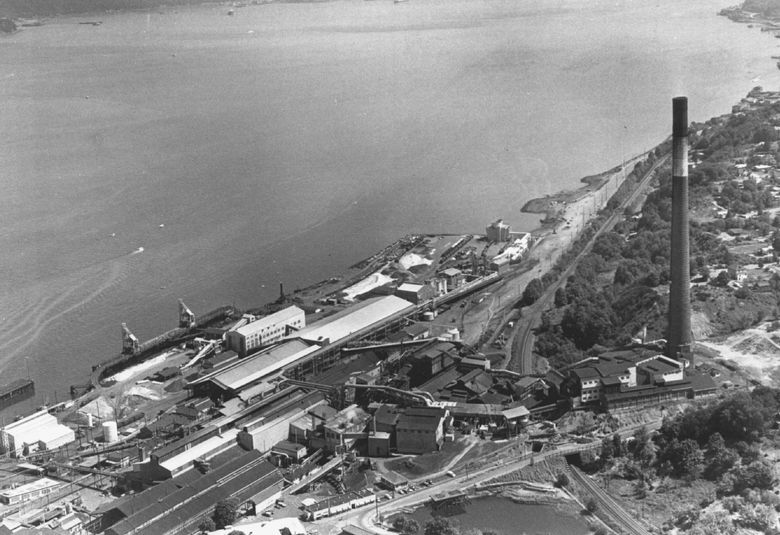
top-left (0, 98), bottom-right (725, 535)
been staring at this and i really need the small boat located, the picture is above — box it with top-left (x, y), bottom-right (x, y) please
top-left (79, 21), bottom-right (102, 26)
top-left (227, 9), bottom-right (235, 15)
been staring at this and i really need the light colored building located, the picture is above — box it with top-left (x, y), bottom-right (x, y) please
top-left (227, 306), bottom-right (305, 357)
top-left (193, 339), bottom-right (319, 397)
top-left (486, 219), bottom-right (511, 242)
top-left (0, 410), bottom-right (75, 457)
top-left (287, 296), bottom-right (414, 347)
top-left (323, 405), bottom-right (370, 453)
top-left (440, 268), bottom-right (464, 291)
top-left (395, 283), bottom-right (435, 304)
top-left (0, 477), bottom-right (61, 505)
top-left (490, 234), bottom-right (532, 267)
top-left (238, 395), bottom-right (327, 453)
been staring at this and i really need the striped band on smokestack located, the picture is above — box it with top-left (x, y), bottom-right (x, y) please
top-left (668, 96), bottom-right (693, 363)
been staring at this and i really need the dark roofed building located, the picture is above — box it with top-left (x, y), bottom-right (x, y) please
top-left (406, 341), bottom-right (456, 387)
top-left (396, 407), bottom-right (446, 454)
top-left (104, 451), bottom-right (283, 535)
top-left (448, 369), bottom-right (493, 401)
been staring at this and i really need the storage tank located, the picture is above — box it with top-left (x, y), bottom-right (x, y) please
top-left (102, 421), bottom-right (119, 444)
top-left (446, 328), bottom-right (460, 341)
top-left (422, 311), bottom-right (435, 321)
top-left (86, 413), bottom-right (93, 428)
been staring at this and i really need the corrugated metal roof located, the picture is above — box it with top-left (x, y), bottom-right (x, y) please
top-left (211, 340), bottom-right (318, 391)
top-left (290, 296), bottom-right (414, 345)
top-left (107, 452), bottom-right (282, 535)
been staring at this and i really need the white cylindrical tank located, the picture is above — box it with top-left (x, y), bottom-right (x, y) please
top-left (422, 311), bottom-right (435, 321)
top-left (86, 413), bottom-right (93, 428)
top-left (102, 421), bottom-right (119, 443)
top-left (446, 328), bottom-right (460, 341)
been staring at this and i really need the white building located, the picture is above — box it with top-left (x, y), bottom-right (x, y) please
top-left (0, 410), bottom-right (75, 457)
top-left (0, 477), bottom-right (61, 505)
top-left (226, 306), bottom-right (305, 357)
top-left (286, 296), bottom-right (414, 346)
top-left (490, 233), bottom-right (532, 265)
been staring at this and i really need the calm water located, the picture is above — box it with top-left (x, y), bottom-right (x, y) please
top-left (1, 0), bottom-right (779, 406)
top-left (404, 495), bottom-right (590, 534)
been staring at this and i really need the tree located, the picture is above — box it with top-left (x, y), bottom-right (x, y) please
top-left (585, 497), bottom-right (598, 514)
top-left (705, 432), bottom-right (738, 480)
top-left (394, 516), bottom-right (419, 534)
top-left (592, 231), bottom-right (625, 261)
top-left (402, 519), bottom-right (420, 534)
top-left (521, 278), bottom-right (544, 305)
top-left (213, 499), bottom-right (239, 529)
top-left (554, 287), bottom-right (567, 307)
top-left (198, 518), bottom-right (216, 533)
top-left (555, 472), bottom-right (570, 488)
top-left (424, 517), bottom-right (460, 535)
top-left (711, 270), bottom-right (731, 287)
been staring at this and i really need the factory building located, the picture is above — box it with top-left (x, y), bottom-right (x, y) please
top-left (0, 410), bottom-right (75, 457)
top-left (134, 431), bottom-right (240, 482)
top-left (237, 392), bottom-right (327, 453)
top-left (439, 268), bottom-right (464, 291)
top-left (226, 306), bottom-right (305, 357)
top-left (568, 351), bottom-right (715, 409)
top-left (486, 219), bottom-right (511, 242)
top-left (0, 477), bottom-right (61, 505)
top-left (102, 450), bottom-right (283, 535)
top-left (395, 407), bottom-right (446, 454)
top-left (288, 296), bottom-right (414, 347)
top-left (395, 282), bottom-right (435, 304)
top-left (322, 405), bottom-right (371, 453)
top-left (191, 339), bottom-right (319, 400)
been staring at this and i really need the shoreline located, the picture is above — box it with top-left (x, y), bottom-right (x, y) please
top-left (521, 154), bottom-right (647, 230)
top-left (61, 147), bottom-right (657, 402)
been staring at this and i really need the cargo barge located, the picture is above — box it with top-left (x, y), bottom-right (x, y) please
top-left (0, 379), bottom-right (35, 411)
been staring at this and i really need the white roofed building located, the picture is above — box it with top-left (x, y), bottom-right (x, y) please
top-left (226, 306), bottom-right (305, 357)
top-left (191, 339), bottom-right (318, 399)
top-left (0, 477), bottom-right (61, 505)
top-left (0, 410), bottom-right (75, 457)
top-left (286, 296), bottom-right (414, 346)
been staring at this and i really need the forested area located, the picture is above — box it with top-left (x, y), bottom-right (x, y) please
top-left (586, 386), bottom-right (780, 534)
top-left (529, 97), bottom-right (780, 369)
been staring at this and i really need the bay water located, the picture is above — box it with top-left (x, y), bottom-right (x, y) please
top-left (1, 0), bottom-right (779, 407)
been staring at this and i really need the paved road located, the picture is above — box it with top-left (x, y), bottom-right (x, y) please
top-left (319, 418), bottom-right (664, 534)
top-left (507, 153), bottom-right (671, 374)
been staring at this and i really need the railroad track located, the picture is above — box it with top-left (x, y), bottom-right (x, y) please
top-left (508, 153), bottom-right (670, 375)
top-left (568, 465), bottom-right (652, 535)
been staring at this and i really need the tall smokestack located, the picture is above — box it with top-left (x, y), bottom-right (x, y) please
top-left (668, 96), bottom-right (693, 364)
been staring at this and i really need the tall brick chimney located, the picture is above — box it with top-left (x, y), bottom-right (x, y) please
top-left (667, 96), bottom-right (693, 364)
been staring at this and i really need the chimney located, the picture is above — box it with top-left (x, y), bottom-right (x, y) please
top-left (667, 96), bottom-right (693, 365)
